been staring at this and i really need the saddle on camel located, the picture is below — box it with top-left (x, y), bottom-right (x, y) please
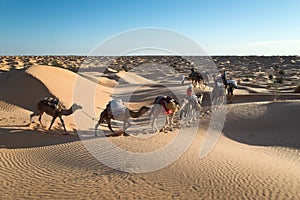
top-left (106, 99), bottom-right (126, 119)
top-left (43, 97), bottom-right (59, 109)
top-left (154, 96), bottom-right (179, 115)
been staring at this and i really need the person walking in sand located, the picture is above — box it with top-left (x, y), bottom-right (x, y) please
top-left (221, 70), bottom-right (227, 86)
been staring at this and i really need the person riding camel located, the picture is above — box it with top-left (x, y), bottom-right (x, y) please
top-left (186, 84), bottom-right (199, 105)
top-left (186, 84), bottom-right (194, 97)
top-left (221, 70), bottom-right (227, 86)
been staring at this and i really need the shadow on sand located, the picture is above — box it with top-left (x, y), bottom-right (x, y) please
top-left (223, 101), bottom-right (300, 149)
top-left (0, 127), bottom-right (81, 149)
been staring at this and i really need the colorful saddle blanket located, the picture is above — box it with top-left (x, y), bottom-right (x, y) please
top-left (154, 96), bottom-right (178, 115)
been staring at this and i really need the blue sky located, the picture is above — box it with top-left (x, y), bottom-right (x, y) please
top-left (0, 0), bottom-right (299, 55)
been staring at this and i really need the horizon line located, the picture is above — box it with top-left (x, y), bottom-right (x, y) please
top-left (0, 54), bottom-right (299, 57)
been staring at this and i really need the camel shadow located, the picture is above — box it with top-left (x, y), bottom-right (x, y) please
top-left (223, 102), bottom-right (300, 149)
top-left (0, 125), bottom-right (124, 149)
top-left (0, 127), bottom-right (80, 149)
top-left (0, 128), bottom-right (132, 175)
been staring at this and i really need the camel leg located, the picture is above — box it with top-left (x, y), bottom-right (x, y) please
top-left (150, 114), bottom-right (158, 133)
top-left (163, 116), bottom-right (170, 132)
top-left (106, 119), bottom-right (114, 133)
top-left (123, 120), bottom-right (131, 136)
top-left (123, 120), bottom-right (129, 131)
top-left (94, 122), bottom-right (100, 137)
top-left (30, 111), bottom-right (44, 126)
top-left (170, 115), bottom-right (174, 131)
top-left (59, 116), bottom-right (67, 132)
top-left (30, 112), bottom-right (36, 123)
top-left (30, 111), bottom-right (37, 123)
top-left (48, 116), bottom-right (57, 131)
top-left (38, 114), bottom-right (44, 127)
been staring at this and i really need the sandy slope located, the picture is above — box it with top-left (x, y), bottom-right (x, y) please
top-left (0, 66), bottom-right (300, 199)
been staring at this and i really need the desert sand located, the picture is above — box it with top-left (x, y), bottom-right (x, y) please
top-left (0, 56), bottom-right (300, 199)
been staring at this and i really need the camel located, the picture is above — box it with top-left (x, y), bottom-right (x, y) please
top-left (150, 96), bottom-right (180, 133)
top-left (180, 94), bottom-right (203, 126)
top-left (211, 82), bottom-right (226, 106)
top-left (226, 80), bottom-right (238, 103)
top-left (189, 71), bottom-right (204, 88)
top-left (94, 100), bottom-right (150, 136)
top-left (188, 68), bottom-right (209, 88)
top-left (30, 97), bottom-right (82, 132)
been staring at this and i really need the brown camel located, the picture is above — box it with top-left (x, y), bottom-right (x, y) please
top-left (30, 97), bottom-right (82, 132)
top-left (95, 101), bottom-right (150, 136)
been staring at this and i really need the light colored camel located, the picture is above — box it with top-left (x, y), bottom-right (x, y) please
top-left (95, 102), bottom-right (149, 136)
top-left (150, 99), bottom-right (180, 133)
top-left (30, 97), bottom-right (82, 132)
top-left (211, 82), bottom-right (225, 106)
top-left (180, 94), bottom-right (203, 126)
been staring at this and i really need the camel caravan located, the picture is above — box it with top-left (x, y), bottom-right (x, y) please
top-left (29, 68), bottom-right (237, 135)
top-left (188, 67), bottom-right (238, 105)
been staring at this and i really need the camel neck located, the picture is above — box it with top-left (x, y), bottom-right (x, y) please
top-left (61, 106), bottom-right (74, 116)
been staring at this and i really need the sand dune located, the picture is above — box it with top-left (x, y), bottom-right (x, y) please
top-left (0, 65), bottom-right (112, 133)
top-left (0, 64), bottom-right (300, 199)
top-left (224, 101), bottom-right (300, 148)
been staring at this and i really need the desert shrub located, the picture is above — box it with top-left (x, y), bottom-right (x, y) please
top-left (268, 74), bottom-right (273, 80)
top-left (275, 77), bottom-right (283, 84)
top-left (50, 59), bottom-right (61, 67)
top-left (294, 84), bottom-right (300, 93)
top-left (279, 70), bottom-right (285, 75)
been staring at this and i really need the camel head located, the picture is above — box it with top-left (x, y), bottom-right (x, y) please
top-left (139, 106), bottom-right (150, 115)
top-left (72, 103), bottom-right (83, 112)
